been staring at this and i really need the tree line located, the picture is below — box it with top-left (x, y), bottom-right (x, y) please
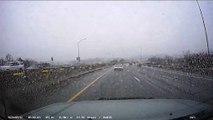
top-left (0, 54), bottom-right (43, 68)
top-left (146, 51), bottom-right (213, 76)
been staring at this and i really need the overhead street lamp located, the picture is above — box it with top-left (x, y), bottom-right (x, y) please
top-left (77, 38), bottom-right (87, 62)
top-left (196, 0), bottom-right (210, 54)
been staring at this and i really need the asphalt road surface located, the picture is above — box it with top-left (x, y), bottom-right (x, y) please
top-left (30, 64), bottom-right (213, 112)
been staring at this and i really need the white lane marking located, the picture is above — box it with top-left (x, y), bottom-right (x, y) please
top-left (67, 69), bottom-right (110, 102)
top-left (134, 77), bottom-right (140, 82)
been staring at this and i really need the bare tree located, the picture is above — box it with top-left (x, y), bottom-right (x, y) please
top-left (5, 54), bottom-right (13, 62)
top-left (0, 58), bottom-right (6, 66)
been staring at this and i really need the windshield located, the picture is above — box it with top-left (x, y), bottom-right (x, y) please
top-left (0, 1), bottom-right (213, 120)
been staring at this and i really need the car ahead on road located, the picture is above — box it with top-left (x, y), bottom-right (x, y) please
top-left (0, 62), bottom-right (24, 71)
top-left (21, 98), bottom-right (213, 120)
top-left (114, 65), bottom-right (124, 71)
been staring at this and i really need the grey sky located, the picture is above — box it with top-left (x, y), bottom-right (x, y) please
top-left (0, 1), bottom-right (213, 62)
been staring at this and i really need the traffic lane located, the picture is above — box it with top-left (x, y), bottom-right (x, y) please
top-left (139, 66), bottom-right (213, 102)
top-left (74, 66), bottom-right (168, 101)
top-left (143, 65), bottom-right (213, 81)
top-left (27, 67), bottom-right (111, 111)
top-left (128, 67), bottom-right (195, 100)
top-left (128, 65), bottom-right (213, 104)
top-left (140, 66), bottom-right (213, 91)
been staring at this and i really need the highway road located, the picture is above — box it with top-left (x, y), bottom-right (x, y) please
top-left (30, 64), bottom-right (213, 112)
top-left (5, 64), bottom-right (212, 116)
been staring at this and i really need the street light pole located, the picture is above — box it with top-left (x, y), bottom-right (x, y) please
top-left (77, 43), bottom-right (80, 59)
top-left (140, 48), bottom-right (142, 62)
top-left (196, 0), bottom-right (210, 54)
top-left (77, 38), bottom-right (87, 62)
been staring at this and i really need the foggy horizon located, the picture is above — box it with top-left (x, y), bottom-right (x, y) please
top-left (0, 1), bottom-right (213, 62)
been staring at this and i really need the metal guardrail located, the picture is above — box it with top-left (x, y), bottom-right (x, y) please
top-left (0, 65), bottom-right (105, 89)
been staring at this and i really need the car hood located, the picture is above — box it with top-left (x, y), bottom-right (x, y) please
top-left (23, 99), bottom-right (213, 120)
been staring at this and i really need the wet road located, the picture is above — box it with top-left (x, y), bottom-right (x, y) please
top-left (37, 65), bottom-right (213, 107)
